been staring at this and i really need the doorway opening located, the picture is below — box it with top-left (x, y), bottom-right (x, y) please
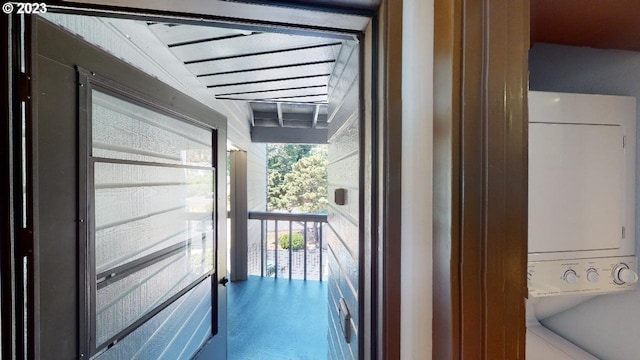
top-left (228, 143), bottom-right (330, 359)
top-left (16, 8), bottom-right (364, 360)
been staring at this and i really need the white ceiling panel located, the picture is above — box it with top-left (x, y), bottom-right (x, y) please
top-left (208, 75), bottom-right (330, 94)
top-left (185, 43), bottom-right (342, 75)
top-left (198, 62), bottom-right (334, 87)
top-left (170, 33), bottom-right (340, 63)
top-left (144, 21), bottom-right (348, 128)
top-left (148, 23), bottom-right (251, 46)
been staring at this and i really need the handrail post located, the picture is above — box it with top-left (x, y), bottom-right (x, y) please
top-left (260, 219), bottom-right (264, 277)
top-left (303, 222), bottom-right (307, 281)
top-left (274, 220), bottom-right (278, 279)
top-left (319, 222), bottom-right (323, 282)
top-left (288, 221), bottom-right (293, 279)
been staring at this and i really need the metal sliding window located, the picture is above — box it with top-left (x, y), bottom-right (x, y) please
top-left (78, 70), bottom-right (215, 358)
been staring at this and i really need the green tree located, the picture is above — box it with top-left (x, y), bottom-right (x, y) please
top-left (281, 152), bottom-right (328, 213)
top-left (267, 144), bottom-right (328, 213)
top-left (267, 168), bottom-right (287, 210)
top-left (267, 144), bottom-right (313, 211)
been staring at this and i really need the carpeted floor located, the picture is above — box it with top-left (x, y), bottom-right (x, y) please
top-left (228, 276), bottom-right (328, 360)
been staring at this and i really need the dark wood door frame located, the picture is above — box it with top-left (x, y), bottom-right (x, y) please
top-left (374, 2), bottom-right (402, 359)
top-left (434, 0), bottom-right (529, 359)
top-left (1, 13), bottom-right (18, 360)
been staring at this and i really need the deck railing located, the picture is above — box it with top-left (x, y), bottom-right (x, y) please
top-left (248, 211), bottom-right (328, 281)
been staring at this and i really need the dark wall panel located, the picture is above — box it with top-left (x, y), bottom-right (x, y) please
top-left (35, 52), bottom-right (79, 359)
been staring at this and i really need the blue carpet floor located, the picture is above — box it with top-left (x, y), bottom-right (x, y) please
top-left (228, 276), bottom-right (328, 360)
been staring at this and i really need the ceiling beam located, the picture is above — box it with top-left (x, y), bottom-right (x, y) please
top-left (251, 126), bottom-right (328, 144)
top-left (276, 103), bottom-right (284, 127)
top-left (312, 104), bottom-right (320, 128)
top-left (252, 111), bottom-right (329, 122)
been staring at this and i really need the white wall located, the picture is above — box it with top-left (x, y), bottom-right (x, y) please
top-left (530, 43), bottom-right (640, 360)
top-left (401, 0), bottom-right (434, 359)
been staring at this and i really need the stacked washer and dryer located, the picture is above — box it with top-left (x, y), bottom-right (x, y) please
top-left (527, 91), bottom-right (639, 359)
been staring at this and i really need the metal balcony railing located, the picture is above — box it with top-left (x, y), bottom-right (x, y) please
top-left (248, 211), bottom-right (328, 281)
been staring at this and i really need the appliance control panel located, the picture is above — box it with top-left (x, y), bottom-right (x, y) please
top-left (528, 256), bottom-right (638, 298)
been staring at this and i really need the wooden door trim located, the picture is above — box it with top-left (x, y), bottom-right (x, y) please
top-left (375, 1), bottom-right (402, 359)
top-left (433, 0), bottom-right (530, 359)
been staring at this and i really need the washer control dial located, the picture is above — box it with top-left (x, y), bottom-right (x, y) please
top-left (613, 264), bottom-right (639, 285)
top-left (563, 269), bottom-right (578, 284)
top-left (586, 269), bottom-right (600, 283)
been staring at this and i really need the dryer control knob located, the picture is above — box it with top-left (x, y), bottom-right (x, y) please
top-left (586, 269), bottom-right (600, 283)
top-left (613, 264), bottom-right (638, 285)
top-left (563, 269), bottom-right (578, 284)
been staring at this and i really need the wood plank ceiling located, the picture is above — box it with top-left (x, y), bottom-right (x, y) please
top-left (531, 0), bottom-right (640, 52)
top-left (148, 22), bottom-right (337, 131)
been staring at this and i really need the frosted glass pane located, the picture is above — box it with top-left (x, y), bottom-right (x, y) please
top-left (94, 280), bottom-right (212, 360)
top-left (90, 88), bottom-right (216, 352)
top-left (96, 247), bottom-right (212, 347)
top-left (92, 90), bottom-right (212, 167)
top-left (94, 162), bottom-right (214, 271)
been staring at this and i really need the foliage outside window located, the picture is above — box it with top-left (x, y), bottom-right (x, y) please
top-left (278, 233), bottom-right (305, 250)
top-left (267, 144), bottom-right (328, 213)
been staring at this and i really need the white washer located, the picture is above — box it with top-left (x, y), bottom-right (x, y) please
top-left (526, 299), bottom-right (598, 360)
top-left (526, 324), bottom-right (598, 360)
top-left (527, 91), bottom-right (638, 359)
